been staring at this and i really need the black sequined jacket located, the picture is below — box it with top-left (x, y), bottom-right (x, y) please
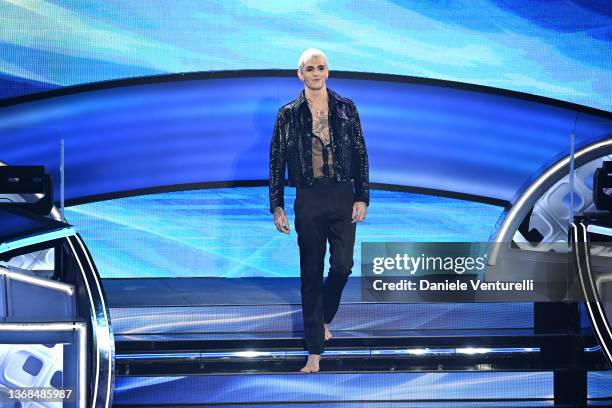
top-left (269, 88), bottom-right (369, 213)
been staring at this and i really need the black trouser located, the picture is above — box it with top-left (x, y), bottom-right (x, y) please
top-left (294, 179), bottom-right (356, 355)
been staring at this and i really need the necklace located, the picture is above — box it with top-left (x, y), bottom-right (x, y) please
top-left (306, 95), bottom-right (328, 115)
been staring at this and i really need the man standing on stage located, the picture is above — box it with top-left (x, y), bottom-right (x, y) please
top-left (269, 48), bottom-right (369, 373)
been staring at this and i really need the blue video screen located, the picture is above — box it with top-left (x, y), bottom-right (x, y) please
top-left (65, 188), bottom-right (505, 278)
top-left (1, 0), bottom-right (610, 111)
top-left (1, 3), bottom-right (611, 403)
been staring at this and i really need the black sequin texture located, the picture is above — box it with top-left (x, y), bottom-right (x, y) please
top-left (269, 88), bottom-right (369, 213)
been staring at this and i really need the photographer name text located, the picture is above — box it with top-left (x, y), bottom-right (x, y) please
top-left (372, 279), bottom-right (534, 292)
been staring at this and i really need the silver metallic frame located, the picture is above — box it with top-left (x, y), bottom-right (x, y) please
top-left (570, 222), bottom-right (612, 364)
top-left (0, 161), bottom-right (115, 407)
top-left (490, 139), bottom-right (612, 264)
top-left (66, 235), bottom-right (114, 408)
top-left (0, 321), bottom-right (87, 407)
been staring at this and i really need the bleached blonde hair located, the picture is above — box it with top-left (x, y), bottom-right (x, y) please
top-left (298, 48), bottom-right (328, 70)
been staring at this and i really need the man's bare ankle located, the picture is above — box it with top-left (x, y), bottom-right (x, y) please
top-left (300, 353), bottom-right (321, 373)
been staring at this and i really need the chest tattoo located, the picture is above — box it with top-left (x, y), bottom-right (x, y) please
top-left (313, 109), bottom-right (330, 144)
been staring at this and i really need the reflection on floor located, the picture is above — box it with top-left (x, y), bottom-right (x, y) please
top-left (104, 277), bottom-right (609, 406)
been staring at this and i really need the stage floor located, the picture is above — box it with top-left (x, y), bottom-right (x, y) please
top-left (103, 276), bottom-right (362, 306)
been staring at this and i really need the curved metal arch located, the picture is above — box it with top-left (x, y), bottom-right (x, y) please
top-left (66, 234), bottom-right (115, 408)
top-left (570, 222), bottom-right (612, 365)
top-left (0, 161), bottom-right (114, 408)
top-left (490, 138), bottom-right (612, 264)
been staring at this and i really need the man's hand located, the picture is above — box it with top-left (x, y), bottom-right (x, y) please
top-left (274, 207), bottom-right (290, 234)
top-left (351, 201), bottom-right (368, 223)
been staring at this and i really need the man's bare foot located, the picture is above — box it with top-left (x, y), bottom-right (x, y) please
top-left (300, 354), bottom-right (320, 373)
top-left (324, 323), bottom-right (333, 341)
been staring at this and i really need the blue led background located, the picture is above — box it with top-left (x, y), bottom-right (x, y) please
top-left (65, 188), bottom-right (505, 278)
top-left (1, 1), bottom-right (610, 111)
top-left (0, 1), bottom-right (610, 280)
top-left (0, 2), bottom-right (610, 404)
top-left (1, 76), bottom-right (610, 206)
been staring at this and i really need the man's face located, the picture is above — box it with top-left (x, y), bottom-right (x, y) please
top-left (298, 55), bottom-right (329, 91)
